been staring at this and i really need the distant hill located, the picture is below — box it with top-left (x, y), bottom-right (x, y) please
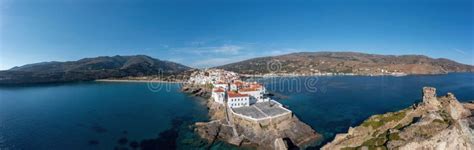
top-left (0, 55), bottom-right (191, 84)
top-left (216, 52), bottom-right (474, 75)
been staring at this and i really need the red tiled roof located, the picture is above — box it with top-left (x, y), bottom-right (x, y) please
top-left (249, 84), bottom-right (262, 89)
top-left (227, 91), bottom-right (249, 98)
top-left (234, 82), bottom-right (243, 86)
top-left (215, 81), bottom-right (226, 84)
top-left (213, 88), bottom-right (225, 92)
top-left (239, 88), bottom-right (258, 92)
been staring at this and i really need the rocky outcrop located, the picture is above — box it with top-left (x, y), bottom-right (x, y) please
top-left (322, 87), bottom-right (474, 150)
top-left (194, 99), bottom-right (322, 149)
top-left (181, 85), bottom-right (211, 99)
top-left (274, 138), bottom-right (288, 150)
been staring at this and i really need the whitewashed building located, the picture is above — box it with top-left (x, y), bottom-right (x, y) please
top-left (227, 91), bottom-right (249, 108)
top-left (212, 82), bottom-right (228, 90)
top-left (212, 88), bottom-right (225, 104)
top-left (239, 84), bottom-right (267, 104)
top-left (230, 80), bottom-right (244, 91)
top-left (230, 84), bottom-right (238, 91)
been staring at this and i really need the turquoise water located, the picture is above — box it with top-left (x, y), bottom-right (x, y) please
top-left (1, 73), bottom-right (473, 149)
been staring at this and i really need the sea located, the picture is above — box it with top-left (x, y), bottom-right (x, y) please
top-left (0, 73), bottom-right (473, 149)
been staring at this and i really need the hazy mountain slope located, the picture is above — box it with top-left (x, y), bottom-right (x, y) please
top-left (0, 55), bottom-right (191, 84)
top-left (216, 52), bottom-right (474, 75)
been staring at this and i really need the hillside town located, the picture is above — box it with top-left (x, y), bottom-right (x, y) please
top-left (188, 69), bottom-right (277, 108)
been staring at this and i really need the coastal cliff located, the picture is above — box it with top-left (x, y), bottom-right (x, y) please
top-left (194, 97), bottom-right (322, 149)
top-left (322, 87), bottom-right (474, 150)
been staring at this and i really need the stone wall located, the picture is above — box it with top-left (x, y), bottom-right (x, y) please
top-left (230, 109), bottom-right (293, 130)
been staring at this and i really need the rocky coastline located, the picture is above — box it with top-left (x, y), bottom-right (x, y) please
top-left (322, 87), bottom-right (474, 150)
top-left (181, 84), bottom-right (212, 99)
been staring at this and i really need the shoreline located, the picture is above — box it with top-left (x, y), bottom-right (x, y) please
top-left (95, 79), bottom-right (186, 83)
top-left (240, 72), bottom-right (474, 78)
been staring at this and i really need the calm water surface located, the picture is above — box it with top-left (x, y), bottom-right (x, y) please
top-left (1, 73), bottom-right (473, 149)
top-left (0, 82), bottom-right (213, 150)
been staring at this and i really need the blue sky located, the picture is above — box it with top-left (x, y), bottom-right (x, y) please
top-left (0, 0), bottom-right (472, 70)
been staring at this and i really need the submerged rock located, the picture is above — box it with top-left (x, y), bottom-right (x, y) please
top-left (322, 87), bottom-right (474, 150)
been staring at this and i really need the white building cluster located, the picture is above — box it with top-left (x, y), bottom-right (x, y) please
top-left (188, 69), bottom-right (271, 108)
top-left (190, 69), bottom-right (267, 108)
top-left (189, 69), bottom-right (293, 124)
top-left (211, 80), bottom-right (269, 108)
top-left (188, 69), bottom-right (239, 85)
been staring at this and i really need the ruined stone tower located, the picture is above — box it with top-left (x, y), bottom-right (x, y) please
top-left (422, 87), bottom-right (441, 108)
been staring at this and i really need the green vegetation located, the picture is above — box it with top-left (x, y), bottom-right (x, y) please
top-left (438, 110), bottom-right (454, 125)
top-left (388, 133), bottom-right (401, 141)
top-left (432, 119), bottom-right (447, 125)
top-left (259, 123), bottom-right (269, 129)
top-left (343, 131), bottom-right (395, 150)
top-left (341, 146), bottom-right (387, 150)
top-left (362, 137), bottom-right (386, 147)
top-left (341, 147), bottom-right (357, 150)
top-left (205, 83), bottom-right (214, 89)
top-left (361, 110), bottom-right (407, 129)
top-left (359, 131), bottom-right (402, 150)
top-left (393, 122), bottom-right (409, 130)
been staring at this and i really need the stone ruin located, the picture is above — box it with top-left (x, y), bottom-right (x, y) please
top-left (422, 87), bottom-right (441, 108)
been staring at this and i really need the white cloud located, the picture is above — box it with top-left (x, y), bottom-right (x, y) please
top-left (454, 49), bottom-right (466, 55)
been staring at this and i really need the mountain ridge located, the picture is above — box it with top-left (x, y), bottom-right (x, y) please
top-left (216, 51), bottom-right (474, 75)
top-left (0, 55), bottom-right (191, 85)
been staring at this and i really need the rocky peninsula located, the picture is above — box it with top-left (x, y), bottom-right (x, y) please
top-left (183, 69), bottom-right (321, 149)
top-left (322, 87), bottom-right (474, 150)
top-left (193, 96), bottom-right (321, 149)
